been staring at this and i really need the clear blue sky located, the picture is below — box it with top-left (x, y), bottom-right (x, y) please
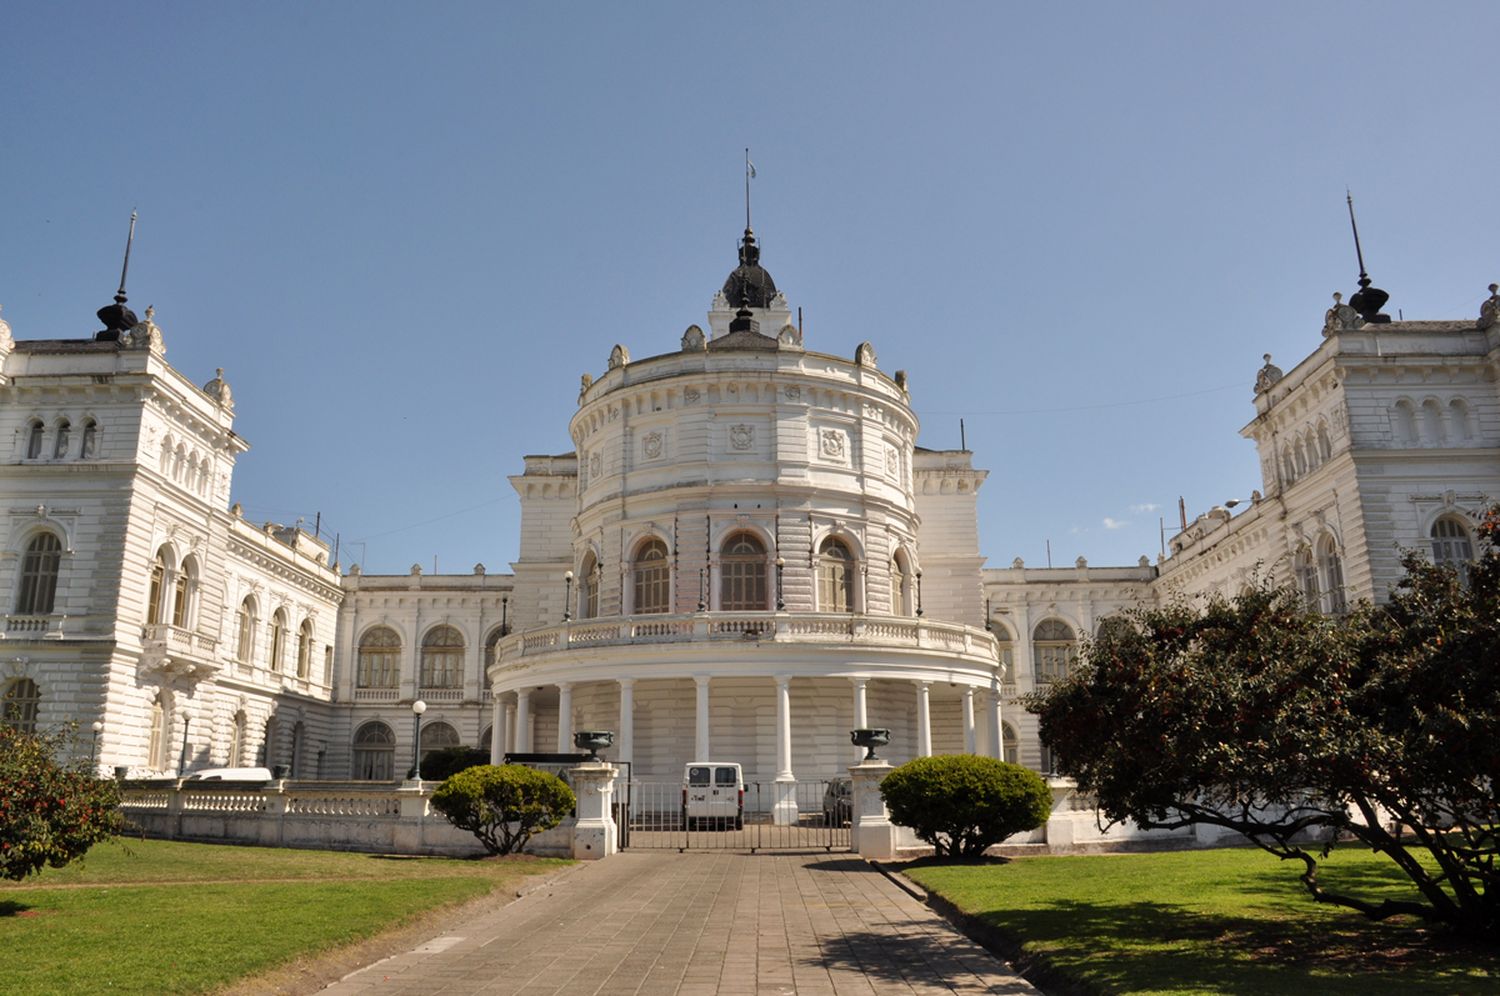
top-left (5, 3), bottom-right (1496, 575)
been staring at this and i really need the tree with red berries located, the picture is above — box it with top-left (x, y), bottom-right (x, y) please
top-left (0, 725), bottom-right (129, 880)
top-left (1031, 506), bottom-right (1500, 937)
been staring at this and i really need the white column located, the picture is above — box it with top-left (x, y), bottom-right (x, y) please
top-left (773, 674), bottom-right (798, 825)
top-left (694, 675), bottom-right (711, 760)
top-left (851, 677), bottom-right (869, 762)
top-left (557, 681), bottom-right (574, 752)
top-left (916, 681), bottom-right (932, 757)
top-left (490, 694), bottom-right (506, 765)
top-left (515, 689), bottom-right (532, 755)
top-left (962, 686), bottom-right (976, 755)
top-left (504, 703), bottom-right (516, 755)
top-left (986, 677), bottom-right (1004, 759)
top-left (618, 678), bottom-right (635, 767)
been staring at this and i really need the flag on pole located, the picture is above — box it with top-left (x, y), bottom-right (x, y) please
top-left (747, 160), bottom-right (756, 179)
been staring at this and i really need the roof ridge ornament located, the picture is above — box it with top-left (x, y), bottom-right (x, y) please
top-left (1478, 283), bottom-right (1500, 331)
top-left (1323, 290), bottom-right (1364, 336)
top-left (1345, 192), bottom-right (1391, 324)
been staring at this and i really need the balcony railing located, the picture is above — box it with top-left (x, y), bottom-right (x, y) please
top-left (143, 623), bottom-right (220, 658)
top-left (3, 613), bottom-right (66, 638)
top-left (501, 611), bottom-right (1000, 664)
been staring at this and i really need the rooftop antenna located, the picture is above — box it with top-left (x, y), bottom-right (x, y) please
top-left (1345, 191), bottom-right (1391, 323)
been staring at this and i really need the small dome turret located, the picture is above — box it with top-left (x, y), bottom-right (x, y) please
top-left (722, 229), bottom-right (778, 308)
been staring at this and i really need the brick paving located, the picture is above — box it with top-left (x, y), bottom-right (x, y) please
top-left (321, 851), bottom-right (1036, 995)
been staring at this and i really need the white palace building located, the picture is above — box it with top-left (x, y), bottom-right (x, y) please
top-left (3, 224), bottom-right (1498, 813)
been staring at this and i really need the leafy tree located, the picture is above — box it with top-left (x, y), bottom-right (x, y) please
top-left (879, 755), bottom-right (1051, 858)
top-left (1031, 506), bottom-right (1500, 936)
top-left (1, 725), bottom-right (130, 881)
top-left (429, 764), bottom-right (575, 856)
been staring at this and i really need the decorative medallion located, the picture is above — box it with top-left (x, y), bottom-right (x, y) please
top-left (643, 431), bottom-right (664, 460)
top-left (589, 452), bottom-right (602, 478)
top-left (730, 424), bottom-right (754, 451)
top-left (886, 446), bottom-right (899, 478)
top-left (608, 406), bottom-right (620, 422)
top-left (684, 387), bottom-right (701, 404)
top-left (784, 385), bottom-right (801, 402)
top-left (820, 429), bottom-right (846, 460)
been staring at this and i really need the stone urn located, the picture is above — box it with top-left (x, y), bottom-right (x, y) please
top-left (850, 728), bottom-right (891, 762)
top-left (574, 730), bottom-right (615, 760)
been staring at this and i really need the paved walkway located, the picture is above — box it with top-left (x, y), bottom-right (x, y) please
top-left (322, 851), bottom-right (1036, 995)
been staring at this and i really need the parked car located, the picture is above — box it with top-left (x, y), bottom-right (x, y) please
top-left (682, 762), bottom-right (744, 830)
top-left (183, 766), bottom-right (275, 783)
top-left (823, 777), bottom-right (853, 826)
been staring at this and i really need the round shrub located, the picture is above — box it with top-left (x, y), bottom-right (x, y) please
top-left (430, 764), bottom-right (576, 856)
top-left (879, 755), bottom-right (1051, 858)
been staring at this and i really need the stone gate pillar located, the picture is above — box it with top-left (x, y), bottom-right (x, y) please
top-left (849, 759), bottom-right (897, 859)
top-left (568, 760), bottom-right (619, 860)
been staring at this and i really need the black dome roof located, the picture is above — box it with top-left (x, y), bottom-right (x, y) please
top-left (722, 229), bottom-right (777, 308)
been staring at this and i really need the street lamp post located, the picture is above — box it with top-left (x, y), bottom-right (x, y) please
top-left (775, 556), bottom-right (785, 611)
top-left (407, 699), bottom-right (427, 780)
top-left (563, 570), bottom-right (574, 622)
top-left (500, 594), bottom-right (510, 636)
top-left (177, 711), bottom-right (193, 776)
top-left (90, 720), bottom-right (103, 770)
top-left (915, 571), bottom-right (924, 618)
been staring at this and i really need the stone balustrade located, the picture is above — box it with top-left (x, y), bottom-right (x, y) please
top-left (503, 611), bottom-right (999, 664)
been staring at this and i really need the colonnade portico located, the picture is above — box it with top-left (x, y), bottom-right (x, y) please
top-left (487, 666), bottom-right (1007, 820)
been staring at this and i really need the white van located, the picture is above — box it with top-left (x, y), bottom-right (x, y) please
top-left (682, 762), bottom-right (744, 830)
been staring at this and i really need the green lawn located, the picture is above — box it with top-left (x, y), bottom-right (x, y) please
top-left (903, 846), bottom-right (1500, 995)
top-left (0, 838), bottom-right (569, 995)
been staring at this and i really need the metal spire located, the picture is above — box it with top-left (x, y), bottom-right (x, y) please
top-left (116, 210), bottom-right (138, 305)
top-left (1344, 191), bottom-right (1390, 323)
top-left (744, 149), bottom-right (753, 232)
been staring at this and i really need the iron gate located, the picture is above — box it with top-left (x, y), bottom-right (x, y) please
top-left (619, 779), bottom-right (852, 852)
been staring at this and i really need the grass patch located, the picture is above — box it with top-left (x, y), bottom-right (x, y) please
top-left (903, 846), bottom-right (1500, 995)
top-left (0, 838), bottom-right (568, 994)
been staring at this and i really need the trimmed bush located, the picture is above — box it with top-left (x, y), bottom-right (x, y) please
top-left (419, 746), bottom-right (489, 782)
top-left (1, 725), bottom-right (129, 880)
top-left (879, 755), bottom-right (1051, 858)
top-left (430, 764), bottom-right (576, 855)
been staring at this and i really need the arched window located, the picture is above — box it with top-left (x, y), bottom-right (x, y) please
top-left (421, 625), bottom-right (465, 688)
top-left (352, 721), bottom-right (395, 780)
top-left (1420, 399), bottom-right (1444, 445)
top-left (632, 538), bottom-right (670, 614)
top-left (1394, 401), bottom-right (1418, 445)
top-left (579, 552), bottom-right (600, 619)
top-left (147, 695), bottom-right (170, 770)
top-left (53, 419), bottom-right (70, 459)
top-left (357, 626), bottom-right (401, 688)
top-left (262, 718), bottom-right (278, 767)
top-left (171, 556), bottom-right (198, 628)
top-left (1316, 422), bottom-right (1332, 462)
top-left (227, 711), bottom-right (246, 766)
top-left (25, 420), bottom-right (44, 459)
top-left (269, 609), bottom-right (288, 672)
top-left (892, 551), bottom-right (914, 616)
top-left (16, 532), bottom-right (62, 615)
top-left (720, 533), bottom-right (768, 611)
top-left (1294, 440), bottom-right (1308, 477)
top-left (1032, 619), bottom-right (1076, 684)
top-left (1001, 722), bottom-right (1019, 766)
top-left (483, 626), bottom-right (506, 691)
top-left (1281, 446), bottom-right (1296, 485)
top-left (420, 721), bottom-right (461, 765)
top-left (1294, 547), bottom-right (1319, 609)
top-left (146, 548), bottom-right (170, 624)
top-left (1, 678), bottom-right (40, 733)
top-left (80, 420), bottom-right (98, 459)
top-left (296, 619), bottom-right (313, 679)
top-left (1431, 516), bottom-right (1476, 585)
top-left (818, 537), bottom-right (855, 612)
top-left (1450, 399), bottom-right (1474, 442)
top-left (990, 622), bottom-right (1015, 679)
top-left (1318, 536), bottom-right (1346, 614)
top-left (236, 597), bottom-right (257, 664)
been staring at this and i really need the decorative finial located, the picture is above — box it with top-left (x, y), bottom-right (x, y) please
top-left (146, 305), bottom-right (155, 320)
top-left (1344, 192), bottom-right (1390, 323)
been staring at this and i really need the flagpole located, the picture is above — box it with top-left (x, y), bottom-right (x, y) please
top-left (744, 147), bottom-right (751, 230)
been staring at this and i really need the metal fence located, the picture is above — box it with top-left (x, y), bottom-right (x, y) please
top-left (619, 779), bottom-right (851, 852)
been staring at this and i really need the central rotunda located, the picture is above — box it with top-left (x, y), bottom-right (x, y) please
top-left (487, 228), bottom-right (1002, 822)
